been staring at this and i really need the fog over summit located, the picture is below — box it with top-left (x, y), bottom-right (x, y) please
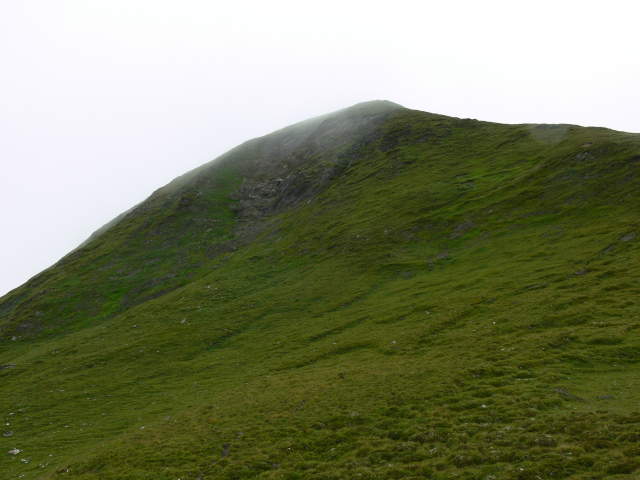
top-left (1, 1), bottom-right (638, 297)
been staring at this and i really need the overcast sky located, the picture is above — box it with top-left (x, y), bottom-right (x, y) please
top-left (1, 1), bottom-right (638, 298)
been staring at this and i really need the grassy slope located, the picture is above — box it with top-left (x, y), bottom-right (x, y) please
top-left (1, 105), bottom-right (640, 479)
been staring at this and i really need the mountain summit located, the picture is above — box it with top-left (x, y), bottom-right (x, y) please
top-left (1, 102), bottom-right (640, 478)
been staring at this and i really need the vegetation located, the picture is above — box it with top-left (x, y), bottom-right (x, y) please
top-left (1, 101), bottom-right (639, 479)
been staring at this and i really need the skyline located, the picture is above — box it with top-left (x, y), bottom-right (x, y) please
top-left (1, 0), bottom-right (638, 297)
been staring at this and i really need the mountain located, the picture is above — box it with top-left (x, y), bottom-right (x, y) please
top-left (1, 100), bottom-right (639, 479)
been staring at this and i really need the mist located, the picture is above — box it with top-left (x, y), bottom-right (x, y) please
top-left (1, 0), bottom-right (639, 297)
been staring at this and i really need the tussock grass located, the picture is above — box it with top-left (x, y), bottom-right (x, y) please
top-left (1, 102), bottom-right (640, 478)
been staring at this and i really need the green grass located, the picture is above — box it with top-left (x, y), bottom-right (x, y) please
top-left (1, 101), bottom-right (640, 478)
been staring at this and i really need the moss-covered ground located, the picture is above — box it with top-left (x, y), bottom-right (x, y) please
top-left (1, 104), bottom-right (640, 478)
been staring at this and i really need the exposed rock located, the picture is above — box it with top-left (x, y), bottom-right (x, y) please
top-left (221, 443), bottom-right (230, 458)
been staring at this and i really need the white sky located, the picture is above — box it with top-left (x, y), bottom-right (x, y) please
top-left (1, 0), bottom-right (638, 297)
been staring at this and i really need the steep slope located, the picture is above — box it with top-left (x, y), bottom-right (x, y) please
top-left (0, 100), bottom-right (400, 340)
top-left (1, 101), bottom-right (640, 479)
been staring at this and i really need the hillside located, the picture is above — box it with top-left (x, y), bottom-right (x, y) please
top-left (1, 100), bottom-right (640, 479)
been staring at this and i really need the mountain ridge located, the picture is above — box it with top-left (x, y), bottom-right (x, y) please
top-left (0, 100), bottom-right (405, 338)
top-left (1, 101), bottom-right (640, 479)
